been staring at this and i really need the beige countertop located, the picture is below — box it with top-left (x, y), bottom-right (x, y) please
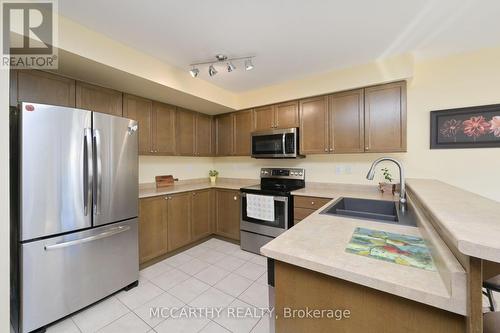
top-left (291, 182), bottom-right (397, 201)
top-left (139, 178), bottom-right (257, 198)
top-left (406, 179), bottom-right (500, 263)
top-left (262, 180), bottom-right (468, 315)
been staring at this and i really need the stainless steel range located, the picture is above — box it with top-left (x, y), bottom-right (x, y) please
top-left (240, 167), bottom-right (305, 254)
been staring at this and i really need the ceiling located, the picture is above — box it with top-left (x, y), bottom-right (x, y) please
top-left (59, 0), bottom-right (500, 92)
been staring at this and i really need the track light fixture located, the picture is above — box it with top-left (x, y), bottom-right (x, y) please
top-left (188, 55), bottom-right (255, 78)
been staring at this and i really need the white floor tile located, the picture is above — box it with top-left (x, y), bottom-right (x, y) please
top-left (183, 245), bottom-right (210, 258)
top-left (203, 238), bottom-right (227, 248)
top-left (134, 292), bottom-right (185, 328)
top-left (231, 250), bottom-right (258, 261)
top-left (168, 277), bottom-right (211, 303)
top-left (255, 273), bottom-right (267, 286)
top-left (214, 273), bottom-right (254, 298)
top-left (249, 255), bottom-right (268, 267)
top-left (46, 318), bottom-right (80, 333)
top-left (195, 265), bottom-right (230, 285)
top-left (238, 282), bottom-right (269, 309)
top-left (189, 287), bottom-right (235, 308)
top-left (198, 249), bottom-right (229, 264)
top-left (116, 281), bottom-right (164, 310)
top-left (72, 297), bottom-right (129, 333)
top-left (214, 299), bottom-right (261, 333)
top-left (214, 255), bottom-right (247, 272)
top-left (250, 315), bottom-right (271, 333)
top-left (178, 258), bottom-right (211, 276)
top-left (234, 262), bottom-right (267, 281)
top-left (150, 268), bottom-right (190, 291)
top-left (154, 307), bottom-right (210, 333)
top-left (140, 261), bottom-right (173, 280)
top-left (162, 253), bottom-right (195, 267)
top-left (199, 321), bottom-right (231, 333)
top-left (97, 312), bottom-right (149, 333)
top-left (213, 242), bottom-right (240, 254)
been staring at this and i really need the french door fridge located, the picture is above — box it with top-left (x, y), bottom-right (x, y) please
top-left (11, 102), bottom-right (139, 333)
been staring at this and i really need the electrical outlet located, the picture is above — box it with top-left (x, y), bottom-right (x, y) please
top-left (344, 165), bottom-right (352, 174)
top-left (335, 166), bottom-right (343, 175)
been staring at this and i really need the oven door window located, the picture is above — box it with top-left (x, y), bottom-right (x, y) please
top-left (242, 196), bottom-right (287, 228)
top-left (252, 135), bottom-right (283, 155)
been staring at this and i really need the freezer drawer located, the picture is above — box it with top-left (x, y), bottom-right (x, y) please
top-left (20, 219), bottom-right (139, 333)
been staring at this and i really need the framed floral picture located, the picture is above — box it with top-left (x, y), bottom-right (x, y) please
top-left (430, 104), bottom-right (500, 149)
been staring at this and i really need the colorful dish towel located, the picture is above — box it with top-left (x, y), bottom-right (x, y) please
top-left (246, 194), bottom-right (275, 222)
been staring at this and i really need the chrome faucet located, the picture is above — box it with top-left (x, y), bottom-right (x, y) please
top-left (366, 157), bottom-right (406, 210)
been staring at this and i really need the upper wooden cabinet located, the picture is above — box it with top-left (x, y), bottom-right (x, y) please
top-left (275, 101), bottom-right (299, 129)
top-left (153, 102), bottom-right (176, 155)
top-left (167, 192), bottom-right (192, 251)
top-left (329, 89), bottom-right (364, 153)
top-left (76, 82), bottom-right (122, 116)
top-left (216, 113), bottom-right (234, 156)
top-left (233, 110), bottom-right (253, 156)
top-left (15, 70), bottom-right (76, 107)
top-left (364, 81), bottom-right (407, 152)
top-left (215, 189), bottom-right (240, 240)
top-left (254, 105), bottom-right (275, 131)
top-left (299, 96), bottom-right (329, 154)
top-left (176, 109), bottom-right (196, 156)
top-left (139, 196), bottom-right (168, 264)
top-left (191, 189), bottom-right (212, 241)
top-left (195, 113), bottom-right (214, 156)
top-left (123, 94), bottom-right (153, 155)
top-left (254, 101), bottom-right (299, 131)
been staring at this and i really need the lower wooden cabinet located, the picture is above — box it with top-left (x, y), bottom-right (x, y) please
top-left (293, 195), bottom-right (333, 223)
top-left (215, 189), bottom-right (241, 240)
top-left (139, 196), bottom-right (168, 264)
top-left (167, 192), bottom-right (192, 251)
top-left (191, 189), bottom-right (213, 241)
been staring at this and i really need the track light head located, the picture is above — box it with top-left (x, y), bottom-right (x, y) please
top-left (227, 62), bottom-right (236, 72)
top-left (189, 67), bottom-right (199, 78)
top-left (245, 58), bottom-right (254, 71)
top-left (208, 64), bottom-right (218, 77)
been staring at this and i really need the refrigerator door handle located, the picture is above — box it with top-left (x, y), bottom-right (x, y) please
top-left (93, 129), bottom-right (102, 215)
top-left (83, 128), bottom-right (93, 216)
top-left (44, 225), bottom-right (131, 251)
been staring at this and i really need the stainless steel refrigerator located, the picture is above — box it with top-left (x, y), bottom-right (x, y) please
top-left (10, 102), bottom-right (139, 333)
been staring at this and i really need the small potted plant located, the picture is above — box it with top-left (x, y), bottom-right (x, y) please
top-left (379, 168), bottom-right (396, 194)
top-left (209, 170), bottom-right (219, 184)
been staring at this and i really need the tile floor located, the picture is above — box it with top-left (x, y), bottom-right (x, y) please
top-left (45, 238), bottom-right (271, 333)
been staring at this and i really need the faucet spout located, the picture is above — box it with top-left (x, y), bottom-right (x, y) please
top-left (366, 157), bottom-right (406, 209)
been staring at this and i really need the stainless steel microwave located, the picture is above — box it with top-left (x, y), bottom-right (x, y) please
top-left (251, 128), bottom-right (304, 158)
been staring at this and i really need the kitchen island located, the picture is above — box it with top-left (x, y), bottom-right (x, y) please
top-left (261, 179), bottom-right (500, 333)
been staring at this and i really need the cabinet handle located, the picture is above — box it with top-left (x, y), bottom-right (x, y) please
top-left (311, 201), bottom-right (315, 205)
top-left (329, 148), bottom-right (333, 152)
top-left (233, 196), bottom-right (238, 201)
top-left (324, 148), bottom-right (328, 152)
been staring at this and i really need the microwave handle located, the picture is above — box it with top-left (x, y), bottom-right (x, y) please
top-left (282, 133), bottom-right (286, 155)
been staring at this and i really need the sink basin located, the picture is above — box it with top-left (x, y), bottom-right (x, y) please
top-left (320, 197), bottom-right (416, 227)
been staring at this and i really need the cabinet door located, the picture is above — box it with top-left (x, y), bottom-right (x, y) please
top-left (167, 193), bottom-right (192, 251)
top-left (139, 197), bottom-right (168, 264)
top-left (275, 101), bottom-right (299, 129)
top-left (299, 96), bottom-right (329, 154)
top-left (75, 81), bottom-right (122, 116)
top-left (364, 81), bottom-right (406, 152)
top-left (195, 113), bottom-right (214, 156)
top-left (17, 70), bottom-right (75, 107)
top-left (254, 105), bottom-right (275, 131)
top-left (123, 94), bottom-right (153, 154)
top-left (176, 109), bottom-right (196, 156)
top-left (191, 190), bottom-right (212, 241)
top-left (153, 102), bottom-right (176, 155)
top-left (215, 190), bottom-right (240, 240)
top-left (216, 113), bottom-right (234, 156)
top-left (329, 89), bottom-right (364, 153)
top-left (233, 110), bottom-right (253, 156)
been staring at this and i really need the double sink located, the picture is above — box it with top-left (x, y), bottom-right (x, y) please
top-left (320, 197), bottom-right (417, 227)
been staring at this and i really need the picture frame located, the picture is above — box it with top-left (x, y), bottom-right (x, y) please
top-left (430, 103), bottom-right (500, 149)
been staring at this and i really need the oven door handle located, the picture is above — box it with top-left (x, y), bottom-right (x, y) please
top-left (240, 192), bottom-right (288, 202)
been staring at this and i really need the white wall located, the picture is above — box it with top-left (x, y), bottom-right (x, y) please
top-left (1, 68), bottom-right (10, 331)
top-left (139, 156), bottom-right (214, 183)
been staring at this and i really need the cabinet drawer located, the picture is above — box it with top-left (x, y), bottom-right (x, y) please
top-left (294, 207), bottom-right (317, 221)
top-left (294, 196), bottom-right (332, 209)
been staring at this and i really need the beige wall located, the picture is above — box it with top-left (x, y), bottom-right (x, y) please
top-left (139, 156), bottom-right (214, 184)
top-left (212, 47), bottom-right (500, 201)
top-left (1, 69), bottom-right (10, 331)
